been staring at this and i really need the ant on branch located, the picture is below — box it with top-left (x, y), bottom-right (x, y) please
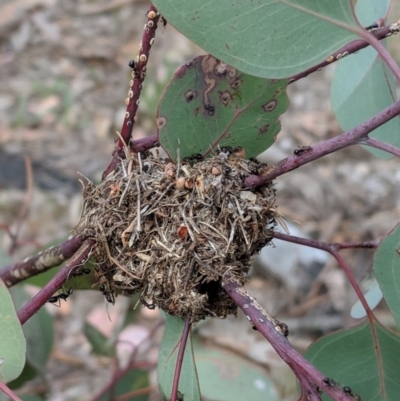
top-left (293, 145), bottom-right (313, 156)
top-left (48, 288), bottom-right (73, 306)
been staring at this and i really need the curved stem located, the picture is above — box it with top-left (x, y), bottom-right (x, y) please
top-left (245, 98), bottom-right (400, 187)
top-left (0, 235), bottom-right (85, 287)
top-left (170, 318), bottom-right (191, 401)
top-left (102, 5), bottom-right (161, 179)
top-left (17, 239), bottom-right (95, 325)
top-left (0, 382), bottom-right (23, 401)
top-left (288, 21), bottom-right (400, 84)
top-left (362, 137), bottom-right (400, 158)
top-left (223, 276), bottom-right (354, 401)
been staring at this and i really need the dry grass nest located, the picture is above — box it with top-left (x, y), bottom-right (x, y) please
top-left (75, 148), bottom-right (279, 322)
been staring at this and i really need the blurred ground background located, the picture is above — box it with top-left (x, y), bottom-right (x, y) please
top-left (1, 1), bottom-right (400, 400)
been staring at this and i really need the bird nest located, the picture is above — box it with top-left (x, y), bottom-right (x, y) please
top-left (75, 149), bottom-right (278, 322)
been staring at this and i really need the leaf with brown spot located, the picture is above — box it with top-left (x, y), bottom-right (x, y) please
top-left (157, 55), bottom-right (288, 162)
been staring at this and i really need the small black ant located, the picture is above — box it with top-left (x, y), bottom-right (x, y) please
top-left (322, 377), bottom-right (337, 387)
top-left (220, 146), bottom-right (233, 156)
top-left (128, 59), bottom-right (137, 70)
top-left (141, 298), bottom-right (156, 310)
top-left (48, 288), bottom-right (73, 305)
top-left (182, 153), bottom-right (203, 166)
top-left (73, 268), bottom-right (91, 277)
top-left (343, 386), bottom-right (354, 396)
top-left (294, 145), bottom-right (313, 156)
top-left (99, 284), bottom-right (115, 304)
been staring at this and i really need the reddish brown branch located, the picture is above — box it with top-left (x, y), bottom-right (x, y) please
top-left (17, 239), bottom-right (95, 325)
top-left (223, 276), bottom-right (355, 401)
top-left (171, 318), bottom-right (191, 401)
top-left (288, 21), bottom-right (400, 84)
top-left (0, 235), bottom-right (85, 287)
top-left (361, 137), bottom-right (400, 158)
top-left (102, 5), bottom-right (161, 179)
top-left (245, 98), bottom-right (400, 187)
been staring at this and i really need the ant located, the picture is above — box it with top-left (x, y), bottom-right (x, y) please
top-left (293, 145), bottom-right (313, 156)
top-left (48, 288), bottom-right (73, 306)
top-left (99, 284), bottom-right (115, 304)
top-left (73, 267), bottom-right (91, 277)
top-left (182, 153), bottom-right (203, 166)
top-left (322, 377), bottom-right (337, 387)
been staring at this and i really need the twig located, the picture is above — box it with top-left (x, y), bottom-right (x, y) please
top-left (288, 21), bottom-right (400, 84)
top-left (273, 232), bottom-right (375, 320)
top-left (245, 98), bottom-right (400, 187)
top-left (0, 235), bottom-right (85, 287)
top-left (17, 239), bottom-right (95, 325)
top-left (0, 382), bottom-right (23, 401)
top-left (170, 318), bottom-right (191, 401)
top-left (361, 137), bottom-right (400, 158)
top-left (222, 276), bottom-right (354, 401)
top-left (102, 6), bottom-right (161, 179)
top-left (356, 20), bottom-right (400, 84)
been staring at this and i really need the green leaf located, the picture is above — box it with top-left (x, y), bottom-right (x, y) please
top-left (374, 224), bottom-right (400, 325)
top-left (157, 315), bottom-right (200, 401)
top-left (84, 322), bottom-right (114, 356)
top-left (331, 0), bottom-right (398, 159)
top-left (98, 369), bottom-right (149, 401)
top-left (157, 55), bottom-right (288, 161)
top-left (306, 321), bottom-right (400, 401)
top-left (194, 344), bottom-right (280, 401)
top-left (152, 0), bottom-right (362, 78)
top-left (10, 286), bottom-right (54, 377)
top-left (0, 279), bottom-right (26, 383)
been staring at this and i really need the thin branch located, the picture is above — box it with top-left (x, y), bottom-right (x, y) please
top-left (0, 235), bottom-right (85, 287)
top-left (361, 137), bottom-right (400, 158)
top-left (288, 21), bottom-right (400, 84)
top-left (17, 239), bottom-right (95, 325)
top-left (102, 5), bottom-right (161, 179)
top-left (223, 276), bottom-right (355, 401)
top-left (273, 232), bottom-right (378, 252)
top-left (0, 382), bottom-right (23, 401)
top-left (245, 98), bottom-right (400, 187)
top-left (130, 133), bottom-right (159, 153)
top-left (273, 231), bottom-right (375, 321)
top-left (356, 20), bottom-right (400, 84)
top-left (170, 318), bottom-right (191, 401)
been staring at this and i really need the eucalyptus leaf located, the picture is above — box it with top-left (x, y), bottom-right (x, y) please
top-left (157, 54), bottom-right (288, 161)
top-left (306, 321), bottom-right (400, 401)
top-left (152, 0), bottom-right (363, 78)
top-left (0, 280), bottom-right (26, 383)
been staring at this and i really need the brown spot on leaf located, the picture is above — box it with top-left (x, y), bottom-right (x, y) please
top-left (185, 90), bottom-right (197, 102)
top-left (219, 91), bottom-right (233, 106)
top-left (156, 116), bottom-right (167, 129)
top-left (230, 77), bottom-right (242, 90)
top-left (258, 124), bottom-right (270, 135)
top-left (262, 100), bottom-right (277, 112)
top-left (194, 107), bottom-right (200, 116)
top-left (176, 65), bottom-right (187, 79)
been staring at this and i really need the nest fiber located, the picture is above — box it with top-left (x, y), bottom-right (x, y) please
top-left (76, 150), bottom-right (277, 322)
